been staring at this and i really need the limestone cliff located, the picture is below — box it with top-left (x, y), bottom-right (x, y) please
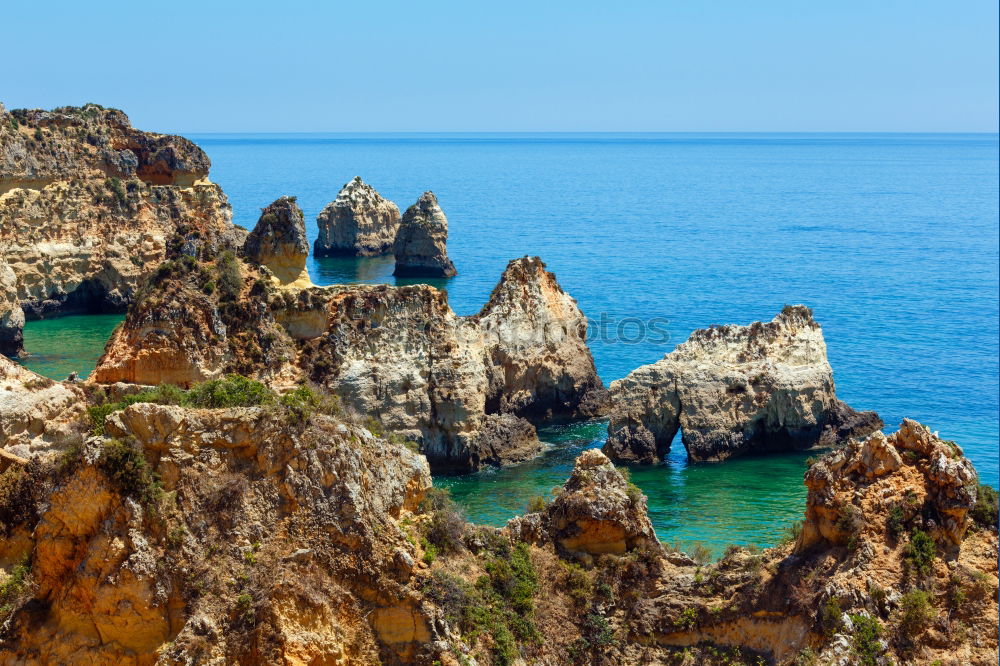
top-left (393, 192), bottom-right (457, 278)
top-left (604, 306), bottom-right (882, 463)
top-left (0, 355), bottom-right (84, 459)
top-left (243, 196), bottom-right (312, 288)
top-left (0, 262), bottom-right (24, 357)
top-left (0, 103), bottom-right (241, 356)
top-left (93, 252), bottom-right (603, 471)
top-left (314, 177), bottom-right (401, 257)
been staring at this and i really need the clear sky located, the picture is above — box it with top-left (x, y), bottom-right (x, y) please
top-left (4, 0), bottom-right (997, 132)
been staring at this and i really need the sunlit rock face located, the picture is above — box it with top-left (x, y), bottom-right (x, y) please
top-left (0, 103), bottom-right (241, 356)
top-left (314, 176), bottom-right (401, 257)
top-left (392, 191), bottom-right (457, 278)
top-left (604, 306), bottom-right (882, 463)
top-left (243, 196), bottom-right (313, 288)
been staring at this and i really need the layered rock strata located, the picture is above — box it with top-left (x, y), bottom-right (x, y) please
top-left (0, 103), bottom-right (241, 356)
top-left (314, 176), bottom-right (401, 257)
top-left (93, 250), bottom-right (603, 471)
top-left (604, 306), bottom-right (882, 463)
top-left (392, 191), bottom-right (457, 277)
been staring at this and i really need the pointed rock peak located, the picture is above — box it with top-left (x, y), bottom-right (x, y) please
top-left (243, 196), bottom-right (312, 287)
top-left (565, 449), bottom-right (621, 489)
top-left (393, 192), bottom-right (455, 277)
top-left (403, 191), bottom-right (444, 223)
top-left (339, 176), bottom-right (373, 196)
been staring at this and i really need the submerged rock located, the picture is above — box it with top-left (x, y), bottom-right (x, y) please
top-left (392, 191), bottom-right (457, 277)
top-left (0, 103), bottom-right (242, 353)
top-left (604, 306), bottom-right (881, 463)
top-left (243, 196), bottom-right (312, 288)
top-left (314, 176), bottom-right (401, 257)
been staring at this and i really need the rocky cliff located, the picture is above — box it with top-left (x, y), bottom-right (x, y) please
top-left (0, 103), bottom-right (241, 356)
top-left (0, 350), bottom-right (996, 664)
top-left (314, 177), bottom-right (401, 257)
top-left (604, 306), bottom-right (882, 463)
top-left (393, 192), bottom-right (457, 278)
top-left (93, 249), bottom-right (603, 471)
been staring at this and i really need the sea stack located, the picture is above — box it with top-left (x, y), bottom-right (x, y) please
top-left (604, 305), bottom-right (882, 463)
top-left (243, 196), bottom-right (312, 288)
top-left (314, 177), bottom-right (401, 257)
top-left (392, 191), bottom-right (457, 278)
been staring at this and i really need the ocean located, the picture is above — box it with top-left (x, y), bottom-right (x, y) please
top-left (20, 133), bottom-right (999, 554)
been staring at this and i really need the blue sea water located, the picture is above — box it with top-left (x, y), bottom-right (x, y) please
top-left (20, 132), bottom-right (999, 551)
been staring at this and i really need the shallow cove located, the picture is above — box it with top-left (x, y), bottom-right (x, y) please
top-left (437, 420), bottom-right (813, 557)
top-left (17, 313), bottom-right (123, 380)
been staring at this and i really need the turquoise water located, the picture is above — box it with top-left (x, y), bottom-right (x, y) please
top-left (14, 133), bottom-right (999, 551)
top-left (19, 314), bottom-right (122, 380)
top-left (438, 420), bottom-right (812, 556)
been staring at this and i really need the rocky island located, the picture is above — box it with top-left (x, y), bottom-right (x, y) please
top-left (314, 176), bottom-right (401, 257)
top-left (604, 306), bottom-right (883, 464)
top-left (393, 191), bottom-right (457, 278)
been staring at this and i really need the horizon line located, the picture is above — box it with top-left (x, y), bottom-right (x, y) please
top-left (178, 129), bottom-right (1000, 136)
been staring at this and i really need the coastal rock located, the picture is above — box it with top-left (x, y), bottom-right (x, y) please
top-left (0, 400), bottom-right (436, 665)
top-left (314, 176), bottom-right (401, 257)
top-left (507, 448), bottom-right (660, 558)
top-left (0, 261), bottom-right (24, 356)
top-left (392, 191), bottom-right (457, 277)
top-left (243, 196), bottom-right (312, 288)
top-left (604, 306), bottom-right (882, 463)
top-left (0, 103), bottom-right (241, 352)
top-left (93, 252), bottom-right (602, 471)
top-left (475, 256), bottom-right (609, 420)
top-left (0, 355), bottom-right (85, 458)
top-left (798, 418), bottom-right (979, 551)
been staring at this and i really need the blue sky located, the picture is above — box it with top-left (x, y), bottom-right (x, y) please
top-left (4, 0), bottom-right (997, 132)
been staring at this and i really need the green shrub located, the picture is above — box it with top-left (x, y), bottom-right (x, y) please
top-left (903, 530), bottom-right (936, 577)
top-left (835, 504), bottom-right (861, 533)
top-left (526, 495), bottom-right (547, 513)
top-left (216, 251), bottom-right (243, 301)
top-left (99, 439), bottom-right (161, 507)
top-left (849, 613), bottom-right (883, 665)
top-left (887, 504), bottom-right (906, 538)
top-left (0, 555), bottom-right (31, 621)
top-left (421, 488), bottom-right (466, 555)
top-left (970, 483), bottom-right (998, 530)
top-left (780, 520), bottom-right (803, 547)
top-left (690, 542), bottom-right (713, 566)
top-left (673, 607), bottom-right (698, 630)
top-left (820, 597), bottom-right (844, 636)
top-left (186, 375), bottom-right (273, 408)
top-left (559, 561), bottom-right (592, 604)
top-left (898, 588), bottom-right (934, 637)
top-left (0, 460), bottom-right (44, 534)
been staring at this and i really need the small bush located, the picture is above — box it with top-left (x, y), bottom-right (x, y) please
top-left (420, 488), bottom-right (466, 555)
top-left (820, 597), bottom-right (844, 636)
top-left (898, 588), bottom-right (934, 637)
top-left (690, 542), bottom-right (713, 566)
top-left (216, 251), bottom-right (243, 301)
top-left (0, 555), bottom-right (31, 622)
top-left (780, 520), bottom-right (803, 547)
top-left (903, 530), bottom-right (936, 578)
top-left (100, 439), bottom-right (162, 507)
top-left (849, 613), bottom-right (883, 665)
top-left (559, 561), bottom-right (592, 604)
top-left (186, 375), bottom-right (273, 408)
top-left (673, 607), bottom-right (698, 630)
top-left (526, 495), bottom-right (547, 513)
top-left (0, 460), bottom-right (45, 534)
top-left (970, 483), bottom-right (998, 530)
top-left (835, 504), bottom-right (862, 533)
top-left (887, 504), bottom-right (906, 538)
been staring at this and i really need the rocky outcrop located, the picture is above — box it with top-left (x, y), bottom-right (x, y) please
top-left (604, 306), bottom-right (881, 463)
top-left (0, 397), bottom-right (437, 664)
top-left (506, 448), bottom-right (660, 559)
top-left (0, 103), bottom-right (241, 356)
top-left (798, 418), bottom-right (979, 550)
top-left (243, 196), bottom-right (312, 287)
top-left (475, 256), bottom-right (609, 420)
top-left (314, 177), bottom-right (401, 257)
top-left (392, 192), bottom-right (457, 278)
top-left (0, 355), bottom-right (84, 458)
top-left (0, 261), bottom-right (24, 356)
top-left (93, 251), bottom-right (602, 471)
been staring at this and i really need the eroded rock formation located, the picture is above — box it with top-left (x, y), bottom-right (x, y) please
top-left (243, 196), bottom-right (312, 288)
top-left (604, 306), bottom-right (882, 463)
top-left (93, 251), bottom-right (603, 471)
top-left (0, 355), bottom-right (84, 458)
top-left (0, 103), bottom-right (242, 356)
top-left (393, 192), bottom-right (457, 278)
top-left (314, 177), bottom-right (401, 257)
top-left (506, 448), bottom-right (660, 559)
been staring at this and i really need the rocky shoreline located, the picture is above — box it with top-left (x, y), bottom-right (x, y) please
top-left (0, 104), bottom-right (996, 664)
